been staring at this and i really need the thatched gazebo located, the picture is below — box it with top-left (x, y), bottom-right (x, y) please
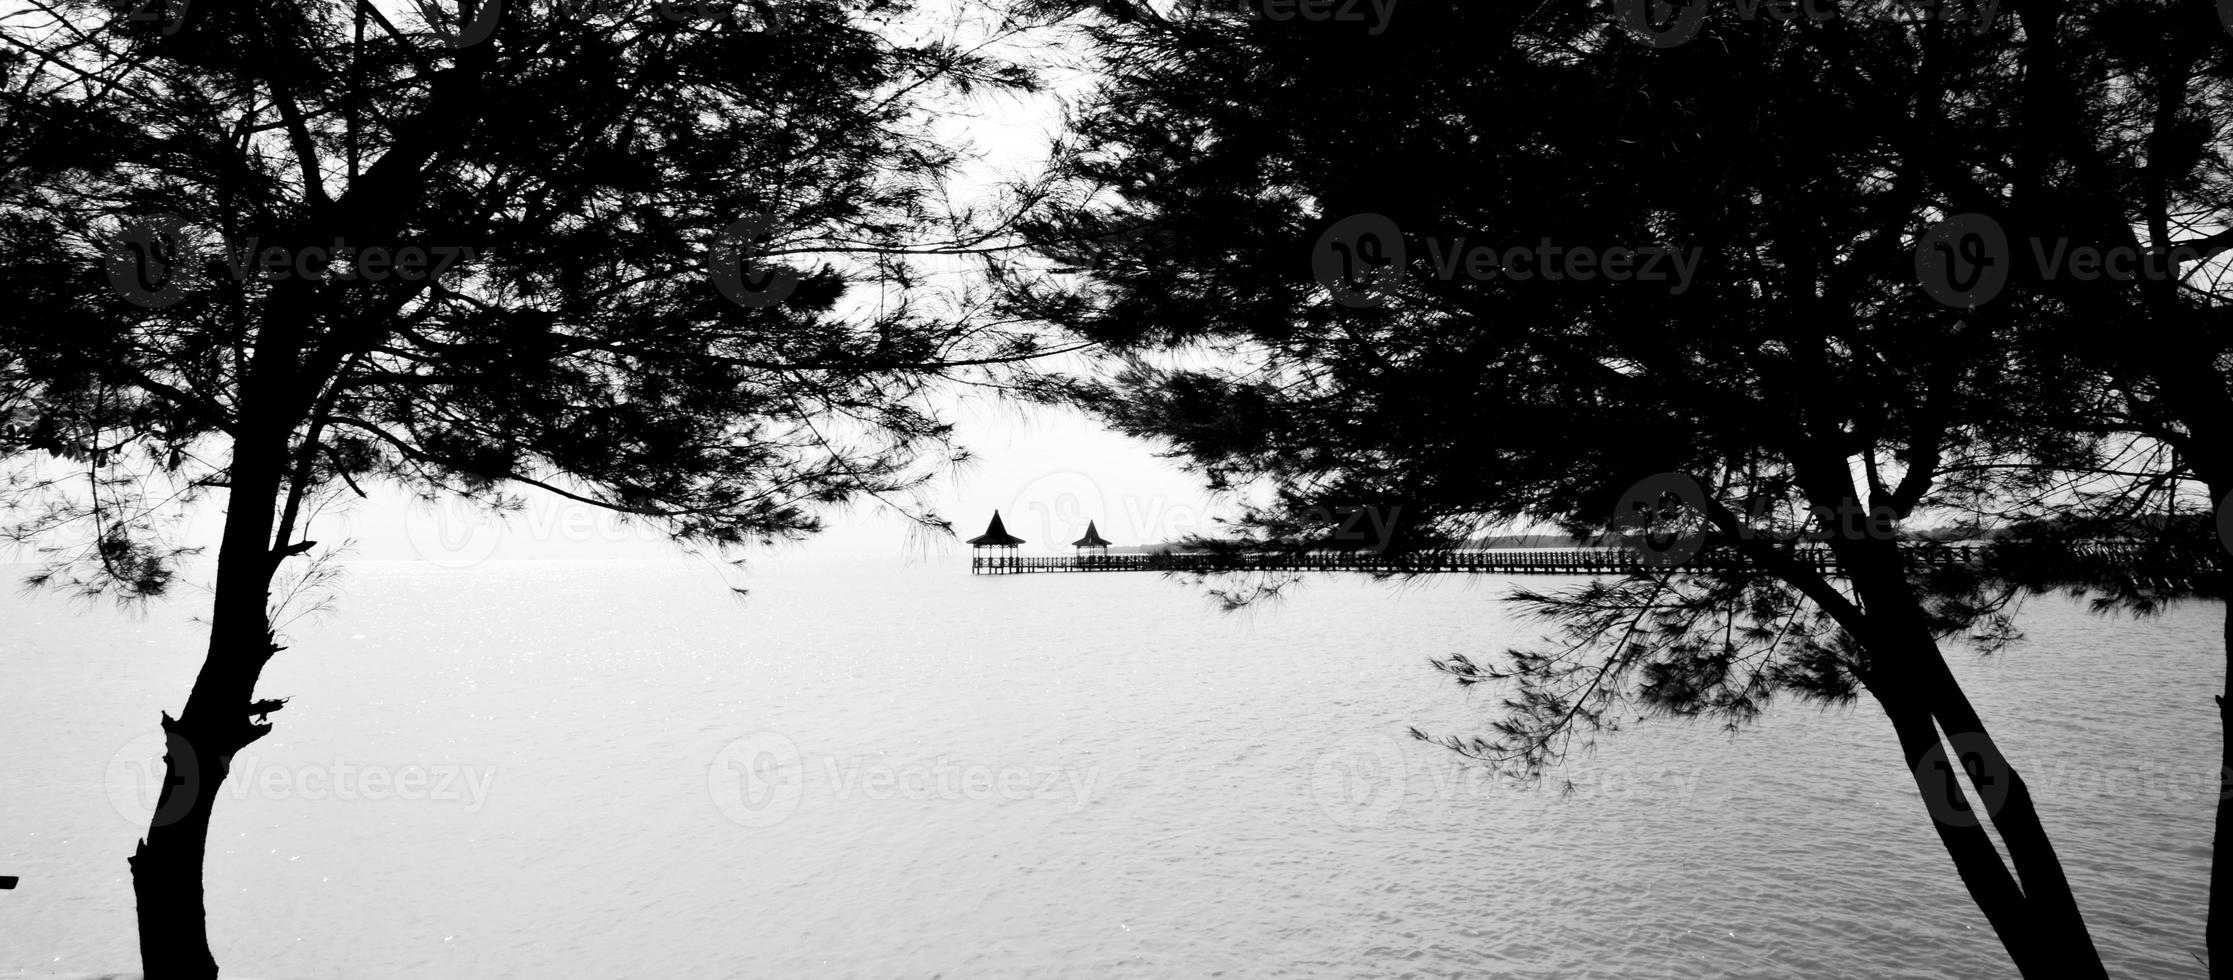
top-left (1071, 520), bottom-right (1112, 563)
top-left (967, 511), bottom-right (1026, 574)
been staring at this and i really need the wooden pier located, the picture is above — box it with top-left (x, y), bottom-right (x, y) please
top-left (963, 513), bottom-right (2231, 581)
top-left (968, 546), bottom-right (1985, 576)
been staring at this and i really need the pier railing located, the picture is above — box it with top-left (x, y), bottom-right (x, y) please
top-left (970, 546), bottom-right (1999, 576)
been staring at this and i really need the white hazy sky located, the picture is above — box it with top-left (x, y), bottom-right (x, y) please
top-left (160, 62), bottom-right (1234, 565)
top-left (4, 1), bottom-right (1233, 571)
top-left (15, 393), bottom-right (1232, 572)
top-left (299, 396), bottom-right (1233, 565)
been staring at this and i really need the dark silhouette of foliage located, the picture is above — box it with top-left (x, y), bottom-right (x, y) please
top-left (0, 1), bottom-right (1052, 975)
top-left (1003, 1), bottom-right (2233, 975)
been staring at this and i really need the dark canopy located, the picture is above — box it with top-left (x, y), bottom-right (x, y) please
top-left (967, 511), bottom-right (1025, 546)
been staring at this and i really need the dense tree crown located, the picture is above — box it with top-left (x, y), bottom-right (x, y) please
top-left (0, 2), bottom-right (1051, 975)
top-left (0, 0), bottom-right (1048, 593)
top-left (8, 0), bottom-right (2233, 976)
top-left (1008, 1), bottom-right (2233, 976)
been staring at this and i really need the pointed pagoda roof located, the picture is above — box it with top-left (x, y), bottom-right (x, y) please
top-left (1071, 521), bottom-right (1113, 548)
top-left (966, 510), bottom-right (1026, 546)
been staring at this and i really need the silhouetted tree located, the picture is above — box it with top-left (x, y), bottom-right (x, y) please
top-left (1888, 3), bottom-right (2233, 970)
top-left (0, 1), bottom-right (1047, 975)
top-left (1003, 1), bottom-right (2214, 974)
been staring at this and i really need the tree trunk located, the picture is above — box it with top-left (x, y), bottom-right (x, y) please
top-left (1839, 535), bottom-right (2108, 978)
top-left (2211, 599), bottom-right (2231, 979)
top-left (1910, 649), bottom-right (2107, 979)
top-left (1875, 687), bottom-right (2058, 978)
top-left (129, 713), bottom-right (268, 980)
top-left (129, 426), bottom-right (289, 978)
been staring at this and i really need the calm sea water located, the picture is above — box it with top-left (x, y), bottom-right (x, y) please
top-left (0, 557), bottom-right (2221, 978)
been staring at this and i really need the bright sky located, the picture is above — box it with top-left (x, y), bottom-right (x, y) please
top-left (269, 395), bottom-right (1233, 566)
top-left (1, 1), bottom-right (1232, 573)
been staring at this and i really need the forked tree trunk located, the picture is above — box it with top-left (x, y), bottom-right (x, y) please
top-left (1910, 651), bottom-right (2106, 977)
top-left (1875, 690), bottom-right (2057, 977)
top-left (1839, 536), bottom-right (2107, 978)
